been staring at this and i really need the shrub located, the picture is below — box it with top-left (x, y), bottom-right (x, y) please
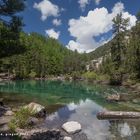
top-left (71, 71), bottom-right (81, 80)
top-left (29, 70), bottom-right (36, 78)
top-left (82, 72), bottom-right (98, 81)
top-left (8, 107), bottom-right (34, 131)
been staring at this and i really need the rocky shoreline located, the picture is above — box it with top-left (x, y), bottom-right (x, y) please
top-left (0, 102), bottom-right (88, 140)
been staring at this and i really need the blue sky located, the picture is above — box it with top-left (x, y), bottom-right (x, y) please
top-left (21, 0), bottom-right (139, 52)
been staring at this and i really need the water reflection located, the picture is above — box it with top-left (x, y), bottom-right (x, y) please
top-left (0, 80), bottom-right (129, 111)
top-left (43, 99), bottom-right (140, 140)
top-left (0, 81), bottom-right (140, 139)
top-left (109, 119), bottom-right (140, 140)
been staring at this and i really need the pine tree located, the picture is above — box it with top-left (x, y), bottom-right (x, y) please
top-left (110, 13), bottom-right (129, 85)
top-left (0, 0), bottom-right (26, 58)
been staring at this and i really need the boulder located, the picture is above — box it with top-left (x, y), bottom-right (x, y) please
top-left (25, 102), bottom-right (46, 117)
top-left (27, 117), bottom-right (39, 126)
top-left (0, 116), bottom-right (13, 126)
top-left (62, 121), bottom-right (81, 134)
top-left (64, 136), bottom-right (72, 140)
top-left (4, 110), bottom-right (14, 116)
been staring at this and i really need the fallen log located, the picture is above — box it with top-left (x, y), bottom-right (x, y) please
top-left (97, 111), bottom-right (140, 120)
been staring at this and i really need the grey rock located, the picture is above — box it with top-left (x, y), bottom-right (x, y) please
top-left (64, 136), bottom-right (72, 140)
top-left (24, 102), bottom-right (46, 117)
top-left (4, 110), bottom-right (14, 116)
top-left (0, 116), bottom-right (13, 125)
top-left (27, 117), bottom-right (39, 126)
top-left (62, 121), bottom-right (81, 134)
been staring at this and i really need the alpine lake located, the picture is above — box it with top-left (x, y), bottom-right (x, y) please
top-left (0, 80), bottom-right (140, 140)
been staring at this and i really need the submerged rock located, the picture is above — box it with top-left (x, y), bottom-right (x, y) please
top-left (62, 121), bottom-right (81, 134)
top-left (72, 133), bottom-right (88, 140)
top-left (25, 102), bottom-right (46, 117)
top-left (64, 136), bottom-right (72, 140)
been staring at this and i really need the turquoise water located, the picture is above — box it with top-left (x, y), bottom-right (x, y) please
top-left (0, 80), bottom-right (140, 140)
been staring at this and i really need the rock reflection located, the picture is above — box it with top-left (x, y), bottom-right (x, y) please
top-left (44, 99), bottom-right (111, 140)
top-left (43, 99), bottom-right (140, 140)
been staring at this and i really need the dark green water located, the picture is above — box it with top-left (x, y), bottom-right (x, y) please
top-left (0, 80), bottom-right (140, 140)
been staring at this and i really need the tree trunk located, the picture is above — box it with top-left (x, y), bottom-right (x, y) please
top-left (97, 111), bottom-right (140, 120)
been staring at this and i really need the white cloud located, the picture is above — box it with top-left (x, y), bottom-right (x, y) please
top-left (78, 0), bottom-right (102, 10)
top-left (112, 2), bottom-right (124, 16)
top-left (67, 2), bottom-right (137, 53)
top-left (45, 29), bottom-right (60, 39)
top-left (34, 0), bottom-right (60, 21)
top-left (78, 0), bottom-right (90, 11)
top-left (95, 0), bottom-right (101, 5)
top-left (52, 19), bottom-right (62, 26)
top-left (122, 12), bottom-right (137, 30)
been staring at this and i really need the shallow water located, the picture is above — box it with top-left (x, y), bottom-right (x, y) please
top-left (0, 80), bottom-right (140, 140)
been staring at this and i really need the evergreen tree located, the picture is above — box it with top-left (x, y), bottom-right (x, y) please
top-left (110, 13), bottom-right (129, 85)
top-left (0, 0), bottom-right (26, 58)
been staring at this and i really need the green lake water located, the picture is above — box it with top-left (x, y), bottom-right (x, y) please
top-left (0, 80), bottom-right (140, 140)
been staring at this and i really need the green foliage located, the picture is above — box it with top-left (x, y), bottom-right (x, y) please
top-left (106, 13), bottom-right (129, 85)
top-left (1, 3), bottom-right (140, 84)
top-left (29, 71), bottom-right (37, 79)
top-left (99, 12), bottom-right (140, 83)
top-left (8, 107), bottom-right (33, 131)
top-left (0, 0), bottom-right (25, 16)
top-left (82, 72), bottom-right (98, 81)
top-left (0, 33), bottom-right (87, 78)
top-left (71, 71), bottom-right (82, 80)
top-left (0, 0), bottom-right (26, 58)
top-left (125, 22), bottom-right (140, 80)
top-left (82, 71), bottom-right (109, 82)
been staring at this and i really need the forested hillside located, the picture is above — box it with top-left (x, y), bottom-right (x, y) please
top-left (0, 32), bottom-right (89, 78)
top-left (0, 0), bottom-right (88, 79)
top-left (0, 0), bottom-right (140, 84)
